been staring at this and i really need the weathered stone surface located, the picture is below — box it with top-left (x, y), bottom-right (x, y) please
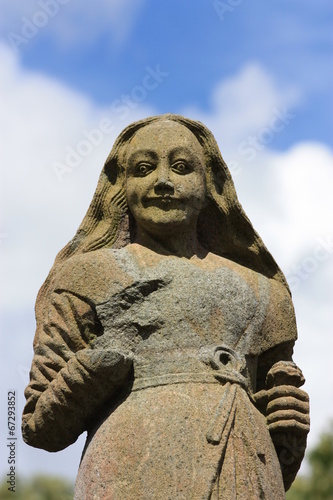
top-left (22, 115), bottom-right (309, 499)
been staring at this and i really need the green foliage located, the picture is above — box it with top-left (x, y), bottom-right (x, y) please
top-left (0, 474), bottom-right (74, 500)
top-left (287, 422), bottom-right (333, 500)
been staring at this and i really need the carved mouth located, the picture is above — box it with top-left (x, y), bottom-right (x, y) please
top-left (143, 197), bottom-right (183, 208)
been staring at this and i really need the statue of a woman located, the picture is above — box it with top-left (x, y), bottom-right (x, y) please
top-left (22, 115), bottom-right (309, 499)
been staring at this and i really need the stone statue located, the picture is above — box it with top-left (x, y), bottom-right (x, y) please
top-left (22, 115), bottom-right (309, 499)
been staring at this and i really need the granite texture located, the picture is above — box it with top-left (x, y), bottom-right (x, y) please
top-left (22, 115), bottom-right (309, 499)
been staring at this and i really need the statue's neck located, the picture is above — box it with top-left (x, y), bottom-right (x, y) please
top-left (133, 225), bottom-right (207, 259)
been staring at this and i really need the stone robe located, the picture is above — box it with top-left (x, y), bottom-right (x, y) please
top-left (22, 244), bottom-right (297, 499)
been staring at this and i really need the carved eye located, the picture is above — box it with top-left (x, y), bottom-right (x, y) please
top-left (172, 161), bottom-right (190, 174)
top-left (135, 162), bottom-right (153, 177)
top-left (219, 352), bottom-right (231, 366)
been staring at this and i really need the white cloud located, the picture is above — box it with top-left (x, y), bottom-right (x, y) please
top-left (1, 44), bottom-right (332, 481)
top-left (183, 62), bottom-right (302, 153)
top-left (51, 0), bottom-right (145, 46)
top-left (226, 143), bottom-right (333, 266)
top-left (1, 0), bottom-right (145, 50)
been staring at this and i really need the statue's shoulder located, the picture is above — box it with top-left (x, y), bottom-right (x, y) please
top-left (206, 251), bottom-right (291, 302)
top-left (204, 252), bottom-right (265, 284)
top-left (207, 253), bottom-right (296, 348)
top-left (53, 248), bottom-right (133, 303)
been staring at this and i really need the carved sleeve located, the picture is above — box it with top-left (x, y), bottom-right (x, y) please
top-left (22, 291), bottom-right (133, 452)
top-left (255, 280), bottom-right (309, 491)
top-left (255, 280), bottom-right (297, 390)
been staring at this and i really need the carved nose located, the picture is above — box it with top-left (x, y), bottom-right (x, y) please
top-left (154, 178), bottom-right (174, 196)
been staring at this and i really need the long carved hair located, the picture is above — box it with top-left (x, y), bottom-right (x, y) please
top-left (35, 114), bottom-right (289, 338)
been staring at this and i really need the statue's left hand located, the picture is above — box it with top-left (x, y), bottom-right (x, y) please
top-left (253, 361), bottom-right (309, 490)
top-left (265, 384), bottom-right (310, 436)
top-left (264, 361), bottom-right (310, 436)
top-left (263, 384), bottom-right (309, 490)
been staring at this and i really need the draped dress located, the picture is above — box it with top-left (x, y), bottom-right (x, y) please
top-left (22, 244), bottom-right (297, 499)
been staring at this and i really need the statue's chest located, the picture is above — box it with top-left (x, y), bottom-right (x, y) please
top-left (96, 253), bottom-right (269, 353)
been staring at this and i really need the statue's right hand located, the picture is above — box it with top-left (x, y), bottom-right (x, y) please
top-left (76, 347), bottom-right (134, 386)
top-left (90, 331), bottom-right (115, 350)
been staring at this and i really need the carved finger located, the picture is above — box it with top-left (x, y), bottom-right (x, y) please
top-left (266, 396), bottom-right (309, 415)
top-left (266, 361), bottom-right (305, 388)
top-left (267, 409), bottom-right (310, 426)
top-left (266, 385), bottom-right (309, 402)
top-left (268, 419), bottom-right (310, 435)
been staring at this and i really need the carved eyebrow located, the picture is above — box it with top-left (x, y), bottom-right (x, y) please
top-left (168, 146), bottom-right (197, 159)
top-left (127, 146), bottom-right (201, 167)
top-left (170, 146), bottom-right (192, 155)
top-left (127, 150), bottom-right (158, 164)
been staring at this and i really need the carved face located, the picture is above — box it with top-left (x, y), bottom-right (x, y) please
top-left (125, 120), bottom-right (207, 235)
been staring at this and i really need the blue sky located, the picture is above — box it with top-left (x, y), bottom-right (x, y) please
top-left (5, 0), bottom-right (333, 145)
top-left (0, 0), bottom-right (332, 484)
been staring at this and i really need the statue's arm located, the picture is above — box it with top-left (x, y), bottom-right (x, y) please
top-left (254, 282), bottom-right (310, 490)
top-left (22, 291), bottom-right (133, 452)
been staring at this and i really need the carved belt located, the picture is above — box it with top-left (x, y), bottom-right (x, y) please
top-left (132, 345), bottom-right (251, 446)
top-left (199, 345), bottom-right (250, 444)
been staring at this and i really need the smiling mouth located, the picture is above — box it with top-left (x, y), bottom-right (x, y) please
top-left (143, 197), bottom-right (184, 208)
